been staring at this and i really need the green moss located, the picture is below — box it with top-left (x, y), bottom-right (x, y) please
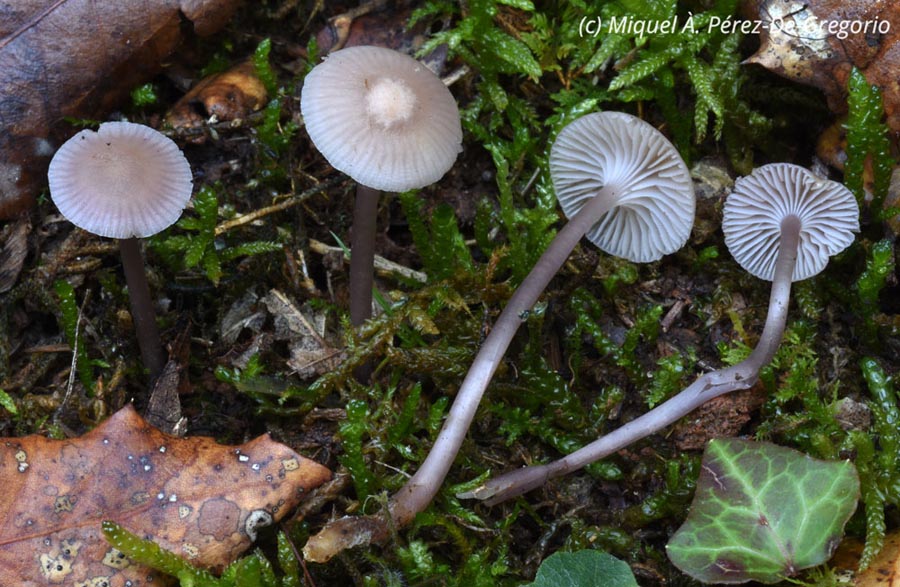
top-left (150, 185), bottom-right (282, 285)
top-left (340, 398), bottom-right (377, 500)
top-left (398, 193), bottom-right (473, 281)
top-left (845, 67), bottom-right (896, 220)
top-left (851, 358), bottom-right (900, 569)
top-left (130, 83), bottom-right (158, 107)
top-left (53, 279), bottom-right (94, 394)
top-left (853, 239), bottom-right (895, 346)
top-left (252, 38), bottom-right (278, 96)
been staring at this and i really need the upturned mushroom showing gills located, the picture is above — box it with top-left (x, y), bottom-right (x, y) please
top-left (48, 121), bottom-right (193, 381)
top-left (461, 162), bottom-right (859, 505)
top-left (300, 45), bottom-right (462, 326)
top-left (303, 111), bottom-right (696, 562)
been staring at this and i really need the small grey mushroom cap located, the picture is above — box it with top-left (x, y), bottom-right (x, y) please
top-left (550, 111), bottom-right (695, 263)
top-left (723, 163), bottom-right (859, 282)
top-left (48, 121), bottom-right (193, 239)
top-left (300, 45), bottom-right (462, 192)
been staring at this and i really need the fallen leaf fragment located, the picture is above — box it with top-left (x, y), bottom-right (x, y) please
top-left (0, 0), bottom-right (241, 218)
top-left (855, 531), bottom-right (900, 586)
top-left (0, 217), bottom-right (30, 293)
top-left (166, 60), bottom-right (268, 138)
top-left (0, 405), bottom-right (331, 586)
top-left (672, 386), bottom-right (765, 451)
top-left (144, 361), bottom-right (188, 436)
top-left (262, 289), bottom-right (341, 378)
top-left (745, 0), bottom-right (900, 130)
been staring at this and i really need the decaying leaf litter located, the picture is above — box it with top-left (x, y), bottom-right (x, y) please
top-left (1, 0), bottom-right (899, 585)
top-left (0, 405), bottom-right (330, 585)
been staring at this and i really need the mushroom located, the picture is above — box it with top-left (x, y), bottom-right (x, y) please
top-left (300, 45), bottom-right (462, 326)
top-left (303, 111), bottom-right (696, 562)
top-left (460, 162), bottom-right (859, 505)
top-left (48, 121), bottom-right (193, 381)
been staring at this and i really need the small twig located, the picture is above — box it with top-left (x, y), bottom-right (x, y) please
top-left (442, 64), bottom-right (470, 87)
top-left (55, 289), bottom-right (91, 423)
top-left (660, 298), bottom-right (688, 332)
top-left (308, 239), bottom-right (427, 284)
top-left (214, 175), bottom-right (343, 236)
top-left (374, 460), bottom-right (412, 478)
top-left (279, 525), bottom-right (318, 587)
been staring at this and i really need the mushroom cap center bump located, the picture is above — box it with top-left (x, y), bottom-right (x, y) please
top-left (365, 78), bottom-right (417, 130)
top-left (301, 45), bottom-right (462, 193)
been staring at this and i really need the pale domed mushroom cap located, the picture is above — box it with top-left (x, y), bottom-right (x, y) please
top-left (550, 111), bottom-right (695, 263)
top-left (48, 122), bottom-right (193, 239)
top-left (723, 163), bottom-right (859, 282)
top-left (301, 45), bottom-right (462, 192)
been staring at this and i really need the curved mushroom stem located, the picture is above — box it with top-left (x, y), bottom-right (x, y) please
top-left (349, 184), bottom-right (380, 327)
top-left (303, 187), bottom-right (618, 562)
top-left (119, 237), bottom-right (166, 381)
top-left (461, 214), bottom-right (803, 505)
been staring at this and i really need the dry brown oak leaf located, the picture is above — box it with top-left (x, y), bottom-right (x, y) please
top-left (0, 405), bottom-right (331, 586)
top-left (745, 0), bottom-right (900, 130)
top-left (0, 0), bottom-right (241, 219)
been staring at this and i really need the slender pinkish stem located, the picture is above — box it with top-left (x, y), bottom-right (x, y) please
top-left (119, 237), bottom-right (166, 380)
top-left (304, 186), bottom-right (618, 562)
top-left (349, 184), bottom-right (380, 327)
top-left (461, 214), bottom-right (802, 505)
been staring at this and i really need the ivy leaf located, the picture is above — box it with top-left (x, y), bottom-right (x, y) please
top-left (525, 550), bottom-right (638, 587)
top-left (667, 439), bottom-right (859, 584)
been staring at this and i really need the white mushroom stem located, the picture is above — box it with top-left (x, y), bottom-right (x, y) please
top-left (349, 185), bottom-right (380, 326)
top-left (303, 186), bottom-right (619, 562)
top-left (119, 237), bottom-right (166, 379)
top-left (462, 214), bottom-right (802, 505)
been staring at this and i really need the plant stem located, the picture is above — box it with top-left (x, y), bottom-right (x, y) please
top-left (349, 184), bottom-right (380, 327)
top-left (463, 214), bottom-right (803, 505)
top-left (119, 237), bottom-right (165, 381)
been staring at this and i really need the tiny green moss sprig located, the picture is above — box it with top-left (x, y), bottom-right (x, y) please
top-left (849, 358), bottom-right (900, 570)
top-left (398, 193), bottom-right (473, 281)
top-left (853, 239), bottom-right (895, 346)
top-left (53, 279), bottom-right (94, 394)
top-left (102, 521), bottom-right (304, 587)
top-left (845, 67), bottom-right (897, 222)
top-left (150, 185), bottom-right (282, 285)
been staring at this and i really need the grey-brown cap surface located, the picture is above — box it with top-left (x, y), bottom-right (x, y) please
top-left (48, 122), bottom-right (193, 239)
top-left (300, 45), bottom-right (462, 192)
top-left (723, 163), bottom-right (859, 282)
top-left (550, 111), bottom-right (695, 263)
